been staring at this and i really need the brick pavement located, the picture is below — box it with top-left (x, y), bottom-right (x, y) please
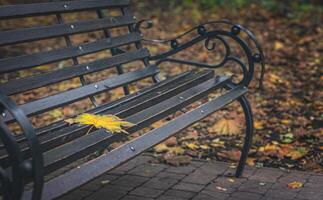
top-left (57, 154), bottom-right (323, 200)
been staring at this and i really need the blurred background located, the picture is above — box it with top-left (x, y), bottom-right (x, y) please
top-left (0, 0), bottom-right (322, 172)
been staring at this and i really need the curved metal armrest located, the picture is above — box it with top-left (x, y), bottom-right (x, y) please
top-left (135, 19), bottom-right (265, 88)
top-left (0, 91), bottom-right (43, 200)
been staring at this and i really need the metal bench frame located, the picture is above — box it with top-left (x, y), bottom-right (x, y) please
top-left (0, 1), bottom-right (265, 200)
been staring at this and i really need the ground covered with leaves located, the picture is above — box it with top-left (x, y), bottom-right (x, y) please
top-left (133, 2), bottom-right (322, 173)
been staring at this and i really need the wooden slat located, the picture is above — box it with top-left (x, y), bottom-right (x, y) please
top-left (20, 66), bottom-right (159, 117)
top-left (0, 32), bottom-right (141, 74)
top-left (0, 48), bottom-right (149, 95)
top-left (0, 15), bottom-right (135, 46)
top-left (0, 0), bottom-right (130, 19)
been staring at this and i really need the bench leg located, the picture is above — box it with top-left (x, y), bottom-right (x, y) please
top-left (235, 95), bottom-right (253, 178)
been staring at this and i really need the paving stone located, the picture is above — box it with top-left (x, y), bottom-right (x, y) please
top-left (172, 182), bottom-right (204, 192)
top-left (128, 164), bottom-right (166, 177)
top-left (212, 176), bottom-right (247, 189)
top-left (164, 165), bottom-right (197, 174)
top-left (249, 168), bottom-right (284, 183)
top-left (156, 195), bottom-right (186, 200)
top-left (277, 172), bottom-right (310, 184)
top-left (163, 189), bottom-right (196, 199)
top-left (204, 182), bottom-right (236, 193)
top-left (112, 175), bottom-right (149, 189)
top-left (231, 191), bottom-right (263, 200)
top-left (58, 189), bottom-right (91, 200)
top-left (199, 189), bottom-right (230, 199)
top-left (142, 177), bottom-right (178, 190)
top-left (264, 189), bottom-right (297, 200)
top-left (78, 174), bottom-right (119, 192)
top-left (308, 174), bottom-right (323, 183)
top-left (182, 162), bottom-right (227, 184)
top-left (120, 195), bottom-right (153, 200)
top-left (157, 171), bottom-right (186, 180)
top-left (303, 181), bottom-right (323, 189)
top-left (238, 180), bottom-right (272, 194)
top-left (295, 188), bottom-right (323, 200)
top-left (84, 185), bottom-right (128, 200)
top-left (108, 155), bottom-right (153, 175)
top-left (130, 187), bottom-right (164, 198)
top-left (224, 166), bottom-right (256, 178)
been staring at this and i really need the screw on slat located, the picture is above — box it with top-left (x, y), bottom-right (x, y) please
top-left (1, 112), bottom-right (5, 118)
top-left (94, 84), bottom-right (98, 89)
top-left (86, 66), bottom-right (90, 70)
top-left (63, 4), bottom-right (68, 9)
top-left (133, 16), bottom-right (136, 20)
top-left (130, 146), bottom-right (135, 151)
top-left (78, 46), bottom-right (83, 51)
top-left (200, 110), bottom-right (204, 114)
top-left (70, 24), bottom-right (75, 29)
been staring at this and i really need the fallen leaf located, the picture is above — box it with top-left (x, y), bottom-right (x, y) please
top-left (281, 119), bottom-right (291, 125)
top-left (154, 143), bottom-right (169, 153)
top-left (215, 186), bottom-right (228, 191)
top-left (246, 158), bottom-right (256, 166)
top-left (164, 136), bottom-right (177, 146)
top-left (208, 119), bottom-right (241, 135)
top-left (287, 147), bottom-right (308, 160)
top-left (274, 41), bottom-right (284, 50)
top-left (227, 178), bottom-right (235, 183)
top-left (280, 133), bottom-right (294, 144)
top-left (199, 144), bottom-right (210, 150)
top-left (287, 181), bottom-right (303, 189)
top-left (211, 138), bottom-right (225, 148)
top-left (217, 150), bottom-right (241, 161)
top-left (185, 143), bottom-right (199, 150)
top-left (65, 113), bottom-right (134, 134)
top-left (180, 130), bottom-right (199, 141)
top-left (164, 155), bottom-right (192, 166)
top-left (254, 121), bottom-right (264, 130)
top-left (169, 146), bottom-right (185, 155)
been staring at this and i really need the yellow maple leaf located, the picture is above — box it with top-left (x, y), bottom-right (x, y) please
top-left (185, 143), bottom-right (199, 150)
top-left (65, 113), bottom-right (135, 134)
top-left (274, 41), bottom-right (283, 50)
top-left (254, 121), bottom-right (264, 130)
top-left (287, 181), bottom-right (303, 189)
top-left (208, 119), bottom-right (240, 135)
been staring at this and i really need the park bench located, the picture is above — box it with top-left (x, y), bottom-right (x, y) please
top-left (0, 0), bottom-right (265, 199)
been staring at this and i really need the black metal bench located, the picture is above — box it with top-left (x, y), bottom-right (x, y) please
top-left (0, 1), bottom-right (265, 199)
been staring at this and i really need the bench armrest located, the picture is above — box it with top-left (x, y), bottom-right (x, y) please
top-left (135, 19), bottom-right (265, 88)
top-left (0, 91), bottom-right (44, 200)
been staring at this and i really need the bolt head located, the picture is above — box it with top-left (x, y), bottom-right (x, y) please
top-left (63, 4), bottom-right (68, 9)
top-left (130, 146), bottom-right (135, 151)
top-left (231, 25), bottom-right (241, 35)
top-left (171, 40), bottom-right (179, 49)
top-left (70, 24), bottom-right (75, 29)
top-left (197, 26), bottom-right (206, 35)
top-left (253, 53), bottom-right (262, 63)
top-left (94, 84), bottom-right (98, 89)
top-left (1, 112), bottom-right (5, 118)
top-left (86, 66), bottom-right (90, 70)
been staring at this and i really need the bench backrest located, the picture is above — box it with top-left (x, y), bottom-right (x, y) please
top-left (0, 0), bottom-right (157, 125)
